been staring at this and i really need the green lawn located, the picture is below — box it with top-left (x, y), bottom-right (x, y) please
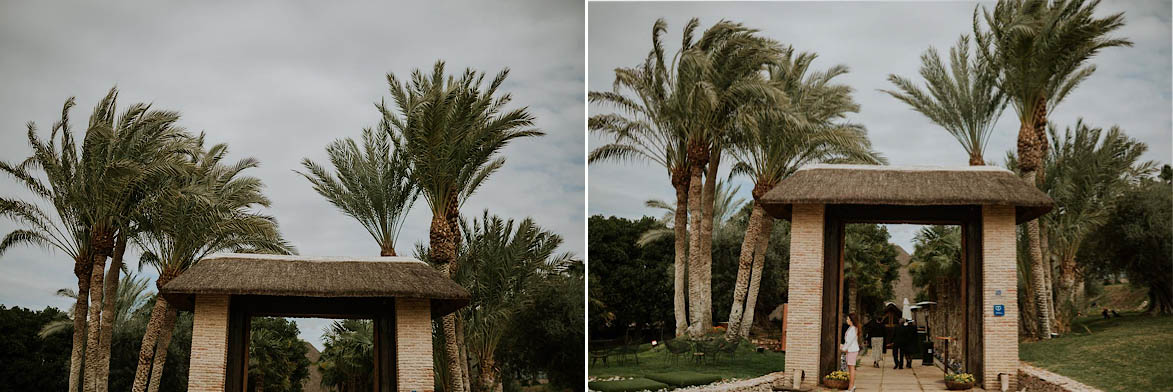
top-left (1019, 312), bottom-right (1173, 392)
top-left (588, 341), bottom-right (785, 381)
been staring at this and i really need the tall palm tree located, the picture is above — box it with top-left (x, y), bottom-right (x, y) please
top-left (1039, 120), bottom-right (1153, 327)
top-left (382, 61), bottom-right (542, 392)
top-left (725, 50), bottom-right (885, 340)
top-left (884, 35), bottom-right (1006, 165)
top-left (130, 137), bottom-right (294, 392)
top-left (590, 18), bottom-right (691, 337)
top-left (637, 181), bottom-right (744, 247)
top-left (677, 19), bottom-right (782, 336)
top-left (450, 211), bottom-right (573, 392)
top-left (976, 0), bottom-right (1132, 338)
top-left (38, 273), bottom-right (153, 341)
top-left (0, 97), bottom-right (91, 392)
top-left (299, 126), bottom-right (417, 256)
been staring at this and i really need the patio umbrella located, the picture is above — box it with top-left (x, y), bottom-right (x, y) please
top-left (902, 298), bottom-right (913, 320)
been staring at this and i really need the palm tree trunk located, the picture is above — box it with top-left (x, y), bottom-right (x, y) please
top-left (686, 158), bottom-right (707, 336)
top-left (477, 357), bottom-right (497, 392)
top-left (740, 217), bottom-right (773, 338)
top-left (726, 201), bottom-right (765, 340)
top-left (1022, 171), bottom-right (1053, 339)
top-left (432, 210), bottom-right (466, 392)
top-left (83, 237), bottom-right (112, 392)
top-left (131, 297), bottom-right (170, 392)
top-left (145, 306), bottom-right (178, 392)
top-left (672, 174), bottom-right (690, 337)
top-left (95, 233), bottom-right (126, 392)
top-left (847, 278), bottom-right (858, 316)
top-left (699, 150), bottom-right (720, 330)
top-left (70, 256), bottom-right (92, 392)
top-left (457, 317), bottom-right (471, 392)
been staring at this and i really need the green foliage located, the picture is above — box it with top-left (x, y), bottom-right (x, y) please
top-left (382, 61), bottom-right (543, 218)
top-left (0, 305), bottom-right (72, 391)
top-left (317, 319), bottom-right (373, 392)
top-left (908, 225), bottom-right (962, 288)
top-left (299, 127), bottom-right (417, 256)
top-left (587, 378), bottom-right (669, 392)
top-left (497, 267), bottom-right (584, 390)
top-left (588, 215), bottom-right (675, 339)
top-left (844, 224), bottom-right (901, 315)
top-left (711, 209), bottom-right (791, 325)
top-left (588, 341), bottom-right (786, 380)
top-left (1079, 177), bottom-right (1172, 314)
top-left (884, 34), bottom-right (1005, 164)
top-left (644, 371), bottom-right (722, 387)
top-left (247, 317), bottom-right (310, 392)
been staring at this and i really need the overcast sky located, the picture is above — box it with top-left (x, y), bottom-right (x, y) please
top-left (588, 0), bottom-right (1172, 251)
top-left (0, 0), bottom-right (584, 348)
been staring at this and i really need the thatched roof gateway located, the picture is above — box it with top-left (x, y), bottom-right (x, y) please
top-left (160, 253), bottom-right (469, 317)
top-left (760, 164), bottom-right (1053, 223)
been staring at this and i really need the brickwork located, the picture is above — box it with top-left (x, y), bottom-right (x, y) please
top-left (784, 204), bottom-right (825, 388)
top-left (396, 298), bottom-right (434, 392)
top-left (982, 205), bottom-right (1019, 391)
top-left (188, 295), bottom-right (230, 392)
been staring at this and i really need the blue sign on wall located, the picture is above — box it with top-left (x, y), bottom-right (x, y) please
top-left (993, 304), bottom-right (1005, 317)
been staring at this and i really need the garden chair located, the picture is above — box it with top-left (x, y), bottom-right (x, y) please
top-left (718, 339), bottom-right (740, 361)
top-left (590, 347), bottom-right (612, 367)
top-left (664, 339), bottom-right (692, 363)
top-left (616, 343), bottom-right (640, 365)
top-left (695, 340), bottom-right (721, 365)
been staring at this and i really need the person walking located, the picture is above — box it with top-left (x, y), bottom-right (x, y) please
top-left (891, 319), bottom-right (908, 369)
top-left (841, 313), bottom-right (862, 391)
top-left (900, 320), bottom-right (917, 369)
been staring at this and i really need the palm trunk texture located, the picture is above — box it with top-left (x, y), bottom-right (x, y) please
top-left (740, 217), bottom-right (773, 338)
top-left (699, 150), bottom-right (719, 332)
top-left (94, 233), bottom-right (126, 392)
top-left (70, 257), bottom-right (92, 392)
top-left (145, 307), bottom-right (178, 392)
top-left (130, 297), bottom-right (170, 392)
top-left (686, 154), bottom-right (707, 336)
top-left (726, 202), bottom-right (766, 341)
top-left (672, 178), bottom-right (690, 337)
top-left (83, 243), bottom-right (111, 392)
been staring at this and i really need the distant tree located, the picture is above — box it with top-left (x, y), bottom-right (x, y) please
top-left (1080, 176), bottom-right (1172, 314)
top-left (844, 224), bottom-right (900, 318)
top-left (587, 215), bottom-right (674, 341)
top-left (497, 263), bottom-right (584, 391)
top-left (317, 319), bottom-right (373, 392)
top-left (247, 317), bottom-right (310, 392)
top-left (0, 306), bottom-right (72, 391)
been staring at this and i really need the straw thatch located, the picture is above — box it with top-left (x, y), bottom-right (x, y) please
top-left (159, 253), bottom-right (469, 316)
top-left (760, 164), bottom-right (1053, 223)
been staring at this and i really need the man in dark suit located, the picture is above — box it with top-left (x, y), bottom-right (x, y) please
top-left (891, 319), bottom-right (907, 369)
top-left (900, 321), bottom-right (917, 368)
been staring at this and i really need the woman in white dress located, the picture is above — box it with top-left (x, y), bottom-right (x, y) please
top-left (841, 312), bottom-right (861, 391)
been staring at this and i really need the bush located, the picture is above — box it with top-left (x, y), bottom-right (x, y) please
top-left (644, 371), bottom-right (722, 387)
top-left (587, 378), bottom-right (669, 392)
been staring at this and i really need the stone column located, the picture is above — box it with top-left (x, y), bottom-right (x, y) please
top-left (784, 204), bottom-right (825, 388)
top-left (981, 205), bottom-right (1019, 390)
top-left (188, 295), bottom-right (230, 392)
top-left (396, 298), bottom-right (435, 392)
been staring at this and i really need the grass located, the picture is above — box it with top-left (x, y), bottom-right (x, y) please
top-left (588, 340), bottom-right (785, 381)
top-left (1019, 311), bottom-right (1173, 392)
top-left (587, 378), bottom-right (669, 392)
top-left (645, 371), bottom-right (723, 387)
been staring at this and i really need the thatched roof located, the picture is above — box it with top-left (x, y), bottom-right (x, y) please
top-left (159, 253), bottom-right (469, 317)
top-left (760, 164), bottom-right (1053, 223)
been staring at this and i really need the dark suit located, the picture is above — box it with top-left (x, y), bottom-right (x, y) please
top-left (891, 322), bottom-right (915, 368)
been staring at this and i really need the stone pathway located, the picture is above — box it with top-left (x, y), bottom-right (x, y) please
top-left (820, 362), bottom-right (986, 391)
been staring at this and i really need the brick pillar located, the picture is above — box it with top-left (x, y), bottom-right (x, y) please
top-left (188, 295), bottom-right (230, 392)
top-left (981, 205), bottom-right (1018, 390)
top-left (396, 298), bottom-right (434, 392)
top-left (784, 204), bottom-right (825, 388)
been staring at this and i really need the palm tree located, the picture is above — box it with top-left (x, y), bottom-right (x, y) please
top-left (130, 137), bottom-right (294, 392)
top-left (590, 18), bottom-right (691, 337)
top-left (39, 273), bottom-right (153, 340)
top-left (884, 35), bottom-right (1006, 165)
top-left (0, 89), bottom-right (190, 392)
top-left (299, 126), bottom-right (417, 256)
top-left (908, 225), bottom-right (964, 360)
top-left (0, 97), bottom-right (91, 392)
top-left (976, 0), bottom-right (1132, 338)
top-left (1039, 120), bottom-right (1153, 328)
top-left (725, 49), bottom-right (885, 340)
top-left (450, 211), bottom-right (574, 392)
top-left (637, 181), bottom-right (744, 247)
top-left (318, 319), bottom-right (375, 392)
top-left (676, 19), bottom-right (782, 336)
top-left (382, 61), bottom-right (542, 392)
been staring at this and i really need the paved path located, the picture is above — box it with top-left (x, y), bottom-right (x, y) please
top-left (821, 362), bottom-right (986, 391)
